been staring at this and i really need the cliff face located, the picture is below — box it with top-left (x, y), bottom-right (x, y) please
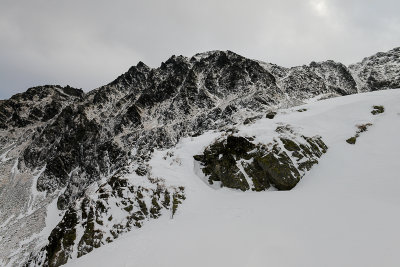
top-left (0, 85), bottom-right (84, 130)
top-left (260, 59), bottom-right (358, 97)
top-left (349, 47), bottom-right (400, 92)
top-left (1, 47), bottom-right (399, 266)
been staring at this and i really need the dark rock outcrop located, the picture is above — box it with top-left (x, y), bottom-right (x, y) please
top-left (26, 170), bottom-right (185, 267)
top-left (194, 127), bottom-right (328, 191)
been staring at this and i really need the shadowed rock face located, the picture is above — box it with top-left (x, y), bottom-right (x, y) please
top-left (1, 47), bottom-right (399, 266)
top-left (0, 85), bottom-right (84, 129)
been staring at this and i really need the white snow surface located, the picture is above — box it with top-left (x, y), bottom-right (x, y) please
top-left (68, 89), bottom-right (400, 267)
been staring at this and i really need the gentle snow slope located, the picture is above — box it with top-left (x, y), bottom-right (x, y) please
top-left (68, 89), bottom-right (400, 267)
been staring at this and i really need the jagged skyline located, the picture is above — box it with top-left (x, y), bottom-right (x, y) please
top-left (1, 0), bottom-right (400, 100)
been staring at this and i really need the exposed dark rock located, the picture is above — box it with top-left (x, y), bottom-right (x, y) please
top-left (371, 105), bottom-right (385, 115)
top-left (255, 145), bottom-right (300, 190)
top-left (266, 111), bottom-right (277, 119)
top-left (0, 85), bottom-right (83, 129)
top-left (194, 129), bottom-right (328, 191)
top-left (346, 137), bottom-right (357, 144)
top-left (346, 123), bottom-right (373, 145)
top-left (46, 207), bottom-right (78, 267)
top-left (244, 115), bottom-right (263, 125)
top-left (26, 172), bottom-right (186, 266)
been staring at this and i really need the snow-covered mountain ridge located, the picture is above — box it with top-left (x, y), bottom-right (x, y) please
top-left (68, 88), bottom-right (400, 267)
top-left (0, 47), bottom-right (399, 266)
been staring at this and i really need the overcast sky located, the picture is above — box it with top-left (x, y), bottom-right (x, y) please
top-left (1, 0), bottom-right (399, 99)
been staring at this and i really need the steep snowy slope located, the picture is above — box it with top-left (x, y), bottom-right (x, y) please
top-left (68, 89), bottom-right (400, 267)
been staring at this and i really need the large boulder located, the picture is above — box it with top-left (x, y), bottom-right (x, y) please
top-left (194, 127), bottom-right (328, 191)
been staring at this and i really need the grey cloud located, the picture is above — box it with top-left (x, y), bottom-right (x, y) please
top-left (1, 0), bottom-right (399, 99)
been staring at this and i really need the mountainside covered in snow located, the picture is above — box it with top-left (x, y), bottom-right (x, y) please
top-left (68, 88), bottom-right (400, 267)
top-left (0, 47), bottom-right (399, 266)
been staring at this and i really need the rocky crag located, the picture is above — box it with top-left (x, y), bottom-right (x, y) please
top-left (194, 126), bottom-right (327, 192)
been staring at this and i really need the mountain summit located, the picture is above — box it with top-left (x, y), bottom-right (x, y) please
top-left (0, 47), bottom-right (399, 266)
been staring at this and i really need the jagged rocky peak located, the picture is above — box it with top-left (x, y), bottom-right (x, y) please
top-left (18, 50), bottom-right (281, 211)
top-left (107, 61), bottom-right (151, 91)
top-left (308, 60), bottom-right (357, 95)
top-left (0, 85), bottom-right (84, 129)
top-left (1, 47), bottom-right (400, 266)
top-left (11, 48), bottom-right (400, 212)
top-left (2, 48), bottom-right (400, 207)
top-left (191, 50), bottom-right (227, 60)
top-left (261, 59), bottom-right (357, 97)
top-left (349, 47), bottom-right (400, 92)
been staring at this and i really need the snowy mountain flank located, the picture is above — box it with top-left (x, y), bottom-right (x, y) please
top-left (68, 88), bottom-right (400, 267)
top-left (0, 47), bottom-right (399, 267)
